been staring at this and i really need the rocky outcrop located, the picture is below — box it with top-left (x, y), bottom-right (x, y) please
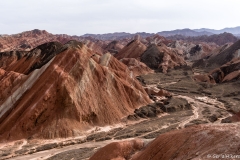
top-left (114, 40), bottom-right (146, 60)
top-left (0, 69), bottom-right (27, 106)
top-left (140, 43), bottom-right (186, 73)
top-left (120, 58), bottom-right (153, 76)
top-left (145, 34), bottom-right (172, 46)
top-left (132, 124), bottom-right (240, 160)
top-left (230, 111), bottom-right (240, 122)
top-left (193, 40), bottom-right (240, 69)
top-left (192, 74), bottom-right (216, 83)
top-left (0, 41), bottom-right (151, 141)
top-left (222, 70), bottom-right (240, 82)
top-left (127, 103), bottom-right (164, 120)
top-left (0, 29), bottom-right (76, 52)
top-left (144, 87), bottom-right (171, 98)
top-left (103, 40), bottom-right (124, 54)
top-left (168, 40), bottom-right (219, 61)
top-left (90, 123), bottom-right (240, 160)
top-left (89, 139), bottom-right (144, 160)
top-left (193, 57), bottom-right (240, 83)
top-left (0, 42), bottom-right (63, 74)
top-left (192, 40), bottom-right (240, 84)
top-left (208, 40), bottom-right (240, 67)
top-left (210, 58), bottom-right (240, 83)
top-left (82, 39), bottom-right (105, 55)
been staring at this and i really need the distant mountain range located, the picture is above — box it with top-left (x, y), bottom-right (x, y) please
top-left (194, 26), bottom-right (240, 35)
top-left (82, 32), bottom-right (154, 40)
top-left (167, 32), bottom-right (238, 45)
top-left (157, 29), bottom-right (213, 37)
top-left (160, 26), bottom-right (240, 37)
top-left (82, 27), bottom-right (240, 40)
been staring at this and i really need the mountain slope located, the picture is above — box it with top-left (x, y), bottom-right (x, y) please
top-left (0, 42), bottom-right (63, 75)
top-left (114, 40), bottom-right (147, 60)
top-left (193, 40), bottom-right (240, 69)
top-left (0, 29), bottom-right (76, 52)
top-left (140, 43), bottom-right (186, 73)
top-left (120, 58), bottom-right (153, 76)
top-left (0, 41), bottom-right (151, 141)
top-left (90, 123), bottom-right (240, 160)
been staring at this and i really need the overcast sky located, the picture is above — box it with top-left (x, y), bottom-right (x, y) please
top-left (1, 0), bottom-right (240, 35)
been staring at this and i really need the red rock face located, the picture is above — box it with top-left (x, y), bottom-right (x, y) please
top-left (0, 42), bottom-right (62, 74)
top-left (141, 43), bottom-right (186, 73)
top-left (231, 111), bottom-right (240, 122)
top-left (169, 40), bottom-right (219, 61)
top-left (194, 40), bottom-right (240, 69)
top-left (145, 34), bottom-right (172, 46)
top-left (0, 69), bottom-right (27, 106)
top-left (191, 42), bottom-right (219, 60)
top-left (89, 139), bottom-right (144, 160)
top-left (83, 39), bottom-right (105, 55)
top-left (194, 58), bottom-right (240, 83)
top-left (131, 124), bottom-right (240, 160)
top-left (220, 58), bottom-right (240, 82)
top-left (192, 74), bottom-right (216, 84)
top-left (222, 70), bottom-right (240, 82)
top-left (120, 58), bottom-right (153, 76)
top-left (103, 40), bottom-right (124, 54)
top-left (192, 40), bottom-right (240, 84)
top-left (90, 124), bottom-right (240, 160)
top-left (144, 87), bottom-right (172, 98)
top-left (114, 40), bottom-right (147, 60)
top-left (0, 29), bottom-right (75, 52)
top-left (0, 41), bottom-right (151, 141)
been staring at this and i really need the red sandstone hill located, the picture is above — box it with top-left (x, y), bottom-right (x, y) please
top-left (210, 58), bottom-right (240, 83)
top-left (193, 40), bottom-right (240, 69)
top-left (168, 40), bottom-right (219, 61)
top-left (0, 42), bottom-right (63, 74)
top-left (145, 34), bottom-right (172, 46)
top-left (102, 40), bottom-right (124, 54)
top-left (90, 123), bottom-right (240, 160)
top-left (193, 40), bottom-right (240, 83)
top-left (120, 58), bottom-right (153, 76)
top-left (193, 57), bottom-right (240, 83)
top-left (132, 124), bottom-right (240, 160)
top-left (0, 69), bottom-right (27, 105)
top-left (0, 41), bottom-right (151, 141)
top-left (114, 37), bottom-right (186, 73)
top-left (82, 39), bottom-right (105, 55)
top-left (207, 40), bottom-right (240, 67)
top-left (114, 39), bottom-right (147, 60)
top-left (0, 29), bottom-right (107, 55)
top-left (140, 43), bottom-right (186, 73)
top-left (0, 29), bottom-right (77, 52)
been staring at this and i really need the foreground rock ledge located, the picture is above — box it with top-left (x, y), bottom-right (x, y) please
top-left (90, 123), bottom-right (240, 160)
